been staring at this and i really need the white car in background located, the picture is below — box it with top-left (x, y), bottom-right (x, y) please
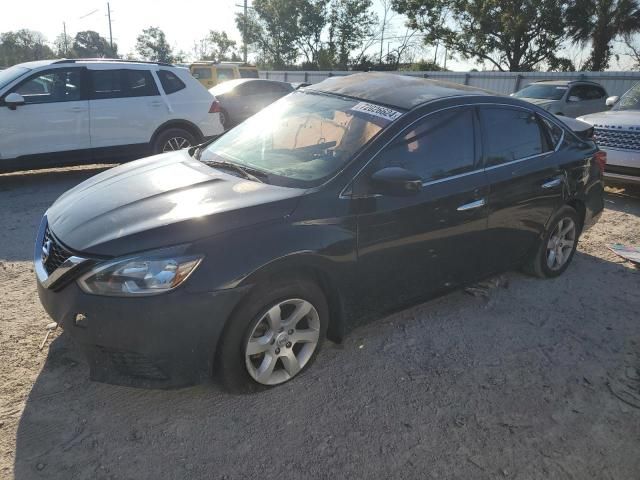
top-left (0, 59), bottom-right (224, 172)
top-left (512, 80), bottom-right (609, 118)
top-left (578, 82), bottom-right (640, 185)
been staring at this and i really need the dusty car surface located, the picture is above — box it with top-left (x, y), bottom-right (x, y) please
top-left (35, 72), bottom-right (605, 392)
top-left (578, 82), bottom-right (640, 185)
top-left (513, 80), bottom-right (609, 117)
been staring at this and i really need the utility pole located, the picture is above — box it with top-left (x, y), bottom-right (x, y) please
top-left (63, 22), bottom-right (69, 55)
top-left (243, 0), bottom-right (248, 63)
top-left (107, 2), bottom-right (113, 51)
top-left (379, 6), bottom-right (387, 64)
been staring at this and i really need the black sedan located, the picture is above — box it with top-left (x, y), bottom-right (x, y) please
top-left (36, 73), bottom-right (605, 392)
top-left (209, 78), bottom-right (294, 129)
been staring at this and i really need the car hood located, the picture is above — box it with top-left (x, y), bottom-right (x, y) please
top-left (518, 97), bottom-right (556, 109)
top-left (577, 110), bottom-right (640, 129)
top-left (47, 151), bottom-right (305, 257)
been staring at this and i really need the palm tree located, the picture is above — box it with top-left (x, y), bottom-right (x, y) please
top-left (566, 0), bottom-right (640, 70)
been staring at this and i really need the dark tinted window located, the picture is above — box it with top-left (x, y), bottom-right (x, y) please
top-left (585, 85), bottom-right (606, 99)
top-left (90, 69), bottom-right (158, 99)
top-left (375, 107), bottom-right (476, 181)
top-left (158, 70), bottom-right (186, 94)
top-left (239, 68), bottom-right (259, 78)
top-left (13, 68), bottom-right (84, 104)
top-left (480, 107), bottom-right (544, 165)
top-left (568, 85), bottom-right (591, 101)
top-left (540, 117), bottom-right (563, 149)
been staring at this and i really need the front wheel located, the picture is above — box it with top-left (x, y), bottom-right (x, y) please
top-left (524, 205), bottom-right (580, 278)
top-left (216, 277), bottom-right (328, 393)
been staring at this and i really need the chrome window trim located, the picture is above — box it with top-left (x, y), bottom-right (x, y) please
top-left (339, 101), bottom-right (563, 198)
top-left (34, 215), bottom-right (90, 289)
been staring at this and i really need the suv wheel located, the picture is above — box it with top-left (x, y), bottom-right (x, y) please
top-left (216, 277), bottom-right (328, 393)
top-left (524, 205), bottom-right (580, 278)
top-left (153, 128), bottom-right (197, 154)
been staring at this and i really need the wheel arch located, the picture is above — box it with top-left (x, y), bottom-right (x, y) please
top-left (150, 119), bottom-right (204, 145)
top-left (566, 197), bottom-right (586, 231)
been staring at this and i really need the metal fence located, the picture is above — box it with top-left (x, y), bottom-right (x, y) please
top-left (260, 70), bottom-right (640, 97)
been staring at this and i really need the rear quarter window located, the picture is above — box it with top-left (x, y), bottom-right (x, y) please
top-left (158, 70), bottom-right (186, 94)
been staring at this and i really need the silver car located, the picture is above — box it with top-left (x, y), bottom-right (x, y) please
top-left (513, 80), bottom-right (609, 118)
top-left (578, 82), bottom-right (640, 185)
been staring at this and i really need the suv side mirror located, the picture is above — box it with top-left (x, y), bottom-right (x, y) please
top-left (605, 95), bottom-right (619, 107)
top-left (567, 95), bottom-right (580, 103)
top-left (4, 92), bottom-right (25, 110)
top-left (371, 167), bottom-right (422, 196)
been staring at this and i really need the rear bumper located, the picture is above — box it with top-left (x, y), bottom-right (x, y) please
top-left (37, 279), bottom-right (248, 389)
top-left (601, 147), bottom-right (640, 185)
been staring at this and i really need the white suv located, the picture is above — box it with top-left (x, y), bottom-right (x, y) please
top-left (0, 59), bottom-right (224, 171)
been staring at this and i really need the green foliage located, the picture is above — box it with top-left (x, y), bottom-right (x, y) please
top-left (566, 0), bottom-right (640, 71)
top-left (135, 27), bottom-right (174, 63)
top-left (197, 30), bottom-right (238, 62)
top-left (0, 30), bottom-right (55, 66)
top-left (328, 0), bottom-right (378, 69)
top-left (73, 30), bottom-right (117, 58)
top-left (392, 0), bottom-right (569, 71)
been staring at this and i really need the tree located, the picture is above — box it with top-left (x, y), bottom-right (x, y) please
top-left (392, 0), bottom-right (568, 71)
top-left (195, 30), bottom-right (238, 62)
top-left (135, 27), bottom-right (174, 63)
top-left (73, 30), bottom-right (117, 58)
top-left (0, 30), bottom-right (54, 66)
top-left (296, 0), bottom-right (330, 67)
top-left (566, 0), bottom-right (640, 71)
top-left (328, 0), bottom-right (378, 69)
top-left (53, 32), bottom-right (74, 57)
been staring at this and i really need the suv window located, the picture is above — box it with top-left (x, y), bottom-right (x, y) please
top-left (585, 85), bottom-right (606, 99)
top-left (374, 107), bottom-right (476, 182)
top-left (12, 68), bottom-right (84, 104)
top-left (239, 69), bottom-right (259, 78)
top-left (216, 68), bottom-right (235, 82)
top-left (157, 70), bottom-right (186, 94)
top-left (568, 85), bottom-right (590, 101)
top-left (192, 67), bottom-right (212, 79)
top-left (90, 69), bottom-right (159, 100)
top-left (539, 116), bottom-right (563, 149)
top-left (480, 107), bottom-right (544, 166)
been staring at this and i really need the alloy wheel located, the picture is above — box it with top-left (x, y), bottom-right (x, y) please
top-left (546, 217), bottom-right (576, 270)
top-left (162, 136), bottom-right (191, 152)
top-left (245, 298), bottom-right (320, 385)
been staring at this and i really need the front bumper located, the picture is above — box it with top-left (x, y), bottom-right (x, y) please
top-left (37, 276), bottom-right (248, 389)
top-left (601, 147), bottom-right (640, 185)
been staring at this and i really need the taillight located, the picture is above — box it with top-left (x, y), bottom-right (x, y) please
top-left (209, 100), bottom-right (221, 113)
top-left (594, 150), bottom-right (606, 174)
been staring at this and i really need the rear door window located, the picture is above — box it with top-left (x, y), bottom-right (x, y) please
top-left (480, 107), bottom-right (545, 166)
top-left (375, 107), bottom-right (476, 182)
top-left (90, 69), bottom-right (159, 99)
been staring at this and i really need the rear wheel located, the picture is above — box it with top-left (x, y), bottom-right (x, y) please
top-left (152, 128), bottom-right (197, 154)
top-left (524, 205), bottom-right (580, 278)
top-left (217, 277), bottom-right (328, 393)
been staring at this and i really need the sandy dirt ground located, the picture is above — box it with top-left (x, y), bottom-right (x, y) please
top-left (1, 166), bottom-right (639, 480)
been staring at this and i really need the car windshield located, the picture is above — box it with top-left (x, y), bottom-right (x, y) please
top-left (613, 82), bottom-right (640, 111)
top-left (200, 91), bottom-right (401, 187)
top-left (513, 84), bottom-right (567, 100)
top-left (0, 65), bottom-right (30, 90)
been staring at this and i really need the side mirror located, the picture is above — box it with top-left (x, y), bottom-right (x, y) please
top-left (567, 95), bottom-right (580, 103)
top-left (4, 92), bottom-right (25, 110)
top-left (605, 95), bottom-right (619, 107)
top-left (370, 167), bottom-right (422, 196)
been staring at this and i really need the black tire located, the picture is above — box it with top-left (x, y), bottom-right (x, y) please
top-left (152, 128), bottom-right (197, 154)
top-left (216, 276), bottom-right (329, 393)
top-left (524, 205), bottom-right (580, 278)
top-left (219, 108), bottom-right (230, 129)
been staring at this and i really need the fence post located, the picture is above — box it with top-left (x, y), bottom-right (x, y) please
top-left (423, 73), bottom-right (429, 78)
top-left (514, 74), bottom-right (523, 93)
top-left (304, 71), bottom-right (308, 82)
top-left (265, 71), bottom-right (269, 79)
top-left (464, 73), bottom-right (470, 85)
top-left (328, 71), bottom-right (333, 77)
top-left (284, 71), bottom-right (288, 81)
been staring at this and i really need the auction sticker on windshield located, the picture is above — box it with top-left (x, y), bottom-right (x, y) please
top-left (350, 102), bottom-right (403, 124)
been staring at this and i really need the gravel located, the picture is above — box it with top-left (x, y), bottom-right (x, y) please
top-left (1, 166), bottom-right (639, 480)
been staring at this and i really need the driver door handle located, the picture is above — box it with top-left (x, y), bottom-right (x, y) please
top-left (542, 178), bottom-right (562, 189)
top-left (457, 198), bottom-right (486, 211)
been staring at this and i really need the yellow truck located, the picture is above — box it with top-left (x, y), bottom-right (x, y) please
top-left (189, 62), bottom-right (259, 88)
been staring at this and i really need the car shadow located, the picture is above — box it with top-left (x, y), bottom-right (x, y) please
top-left (0, 165), bottom-right (114, 262)
top-left (12, 247), bottom-right (640, 479)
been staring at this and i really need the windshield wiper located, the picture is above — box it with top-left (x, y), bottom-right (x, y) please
top-left (202, 160), bottom-right (267, 183)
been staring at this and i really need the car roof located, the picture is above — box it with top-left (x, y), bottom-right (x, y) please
top-left (532, 79), bottom-right (604, 87)
top-left (307, 72), bottom-right (496, 110)
top-left (15, 58), bottom-right (176, 70)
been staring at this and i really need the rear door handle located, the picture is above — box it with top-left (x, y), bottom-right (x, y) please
top-left (150, 100), bottom-right (163, 107)
top-left (457, 198), bottom-right (486, 211)
top-left (542, 178), bottom-right (562, 189)
top-left (67, 106), bottom-right (85, 112)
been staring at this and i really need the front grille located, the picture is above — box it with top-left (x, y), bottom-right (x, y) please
top-left (103, 348), bottom-right (169, 380)
top-left (594, 127), bottom-right (640, 151)
top-left (42, 226), bottom-right (72, 275)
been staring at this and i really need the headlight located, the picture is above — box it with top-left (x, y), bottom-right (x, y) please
top-left (78, 249), bottom-right (203, 297)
